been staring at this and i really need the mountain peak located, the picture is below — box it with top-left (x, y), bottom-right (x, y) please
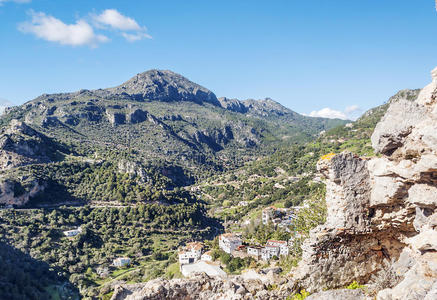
top-left (105, 69), bottom-right (220, 105)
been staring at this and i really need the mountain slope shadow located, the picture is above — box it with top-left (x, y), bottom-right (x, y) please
top-left (0, 241), bottom-right (79, 300)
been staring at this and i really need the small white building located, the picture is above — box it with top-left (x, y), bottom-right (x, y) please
top-left (178, 242), bottom-right (204, 265)
top-left (63, 227), bottom-right (82, 237)
top-left (266, 240), bottom-right (289, 256)
top-left (113, 257), bottom-right (131, 267)
top-left (247, 246), bottom-right (263, 259)
top-left (201, 250), bottom-right (213, 262)
top-left (262, 207), bottom-right (275, 225)
top-left (262, 207), bottom-right (286, 225)
top-left (261, 245), bottom-right (280, 261)
top-left (219, 233), bottom-right (242, 254)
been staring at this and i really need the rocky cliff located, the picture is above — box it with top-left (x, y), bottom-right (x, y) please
top-left (0, 119), bottom-right (58, 170)
top-left (110, 272), bottom-right (294, 300)
top-left (294, 67), bottom-right (437, 299)
top-left (102, 70), bottom-right (220, 106)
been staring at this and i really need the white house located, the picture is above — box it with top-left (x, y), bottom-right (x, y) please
top-left (201, 250), bottom-right (213, 262)
top-left (266, 240), bottom-right (289, 256)
top-left (262, 207), bottom-right (275, 225)
top-left (219, 233), bottom-right (242, 254)
top-left (262, 207), bottom-right (286, 225)
top-left (113, 257), bottom-right (131, 267)
top-left (247, 246), bottom-right (263, 259)
top-left (63, 227), bottom-right (82, 237)
top-left (261, 245), bottom-right (280, 261)
top-left (178, 242), bottom-right (204, 265)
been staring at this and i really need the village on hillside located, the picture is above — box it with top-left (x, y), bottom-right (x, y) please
top-left (176, 206), bottom-right (304, 277)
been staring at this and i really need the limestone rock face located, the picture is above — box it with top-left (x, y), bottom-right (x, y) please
top-left (306, 289), bottom-right (370, 300)
top-left (0, 120), bottom-right (57, 171)
top-left (105, 70), bottom-right (220, 106)
top-left (110, 273), bottom-right (294, 300)
top-left (218, 97), bottom-right (249, 113)
top-left (371, 100), bottom-right (425, 155)
top-left (317, 152), bottom-right (370, 230)
top-left (0, 179), bottom-right (46, 207)
top-left (294, 67), bottom-right (437, 299)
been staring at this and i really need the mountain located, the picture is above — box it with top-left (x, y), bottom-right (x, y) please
top-left (102, 69), bottom-right (220, 105)
top-left (0, 70), bottom-right (346, 207)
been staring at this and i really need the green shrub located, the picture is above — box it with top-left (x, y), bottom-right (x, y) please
top-left (288, 289), bottom-right (310, 300)
top-left (346, 281), bottom-right (365, 290)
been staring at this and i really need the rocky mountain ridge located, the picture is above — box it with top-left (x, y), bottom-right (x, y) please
top-left (0, 70), bottom-right (346, 207)
top-left (100, 70), bottom-right (221, 106)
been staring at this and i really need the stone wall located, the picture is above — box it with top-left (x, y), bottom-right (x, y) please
top-left (294, 67), bottom-right (437, 299)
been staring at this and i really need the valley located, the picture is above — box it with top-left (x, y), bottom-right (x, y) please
top-left (0, 69), bottom-right (430, 300)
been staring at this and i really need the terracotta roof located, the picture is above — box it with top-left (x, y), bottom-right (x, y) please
top-left (179, 241), bottom-right (204, 253)
top-left (220, 233), bottom-right (241, 241)
top-left (267, 240), bottom-right (287, 245)
top-left (186, 242), bottom-right (204, 251)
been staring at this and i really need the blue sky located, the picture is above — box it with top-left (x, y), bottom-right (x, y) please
top-left (1, 0), bottom-right (437, 119)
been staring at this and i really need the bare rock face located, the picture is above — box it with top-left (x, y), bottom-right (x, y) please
top-left (0, 179), bottom-right (46, 207)
top-left (317, 152), bottom-right (371, 230)
top-left (371, 100), bottom-right (426, 155)
top-left (306, 289), bottom-right (370, 300)
top-left (0, 119), bottom-right (56, 170)
top-left (218, 97), bottom-right (249, 113)
top-left (105, 70), bottom-right (220, 106)
top-left (294, 67), bottom-right (437, 299)
top-left (110, 273), bottom-right (294, 300)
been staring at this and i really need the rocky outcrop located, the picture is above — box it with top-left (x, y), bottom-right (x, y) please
top-left (127, 108), bottom-right (148, 124)
top-left (218, 97), bottom-right (249, 113)
top-left (0, 120), bottom-right (57, 170)
top-left (110, 272), bottom-right (294, 300)
top-left (0, 179), bottom-right (46, 207)
top-left (106, 110), bottom-right (126, 126)
top-left (294, 67), bottom-right (437, 299)
top-left (306, 289), bottom-right (370, 300)
top-left (117, 159), bottom-right (148, 182)
top-left (104, 70), bottom-right (220, 106)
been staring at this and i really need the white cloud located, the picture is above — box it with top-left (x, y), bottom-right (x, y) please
top-left (308, 108), bottom-right (348, 120)
top-left (94, 9), bottom-right (141, 31)
top-left (0, 98), bottom-right (14, 115)
top-left (93, 9), bottom-right (151, 41)
top-left (345, 105), bottom-right (360, 114)
top-left (18, 11), bottom-right (109, 47)
top-left (121, 31), bottom-right (152, 42)
top-left (307, 105), bottom-right (363, 120)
